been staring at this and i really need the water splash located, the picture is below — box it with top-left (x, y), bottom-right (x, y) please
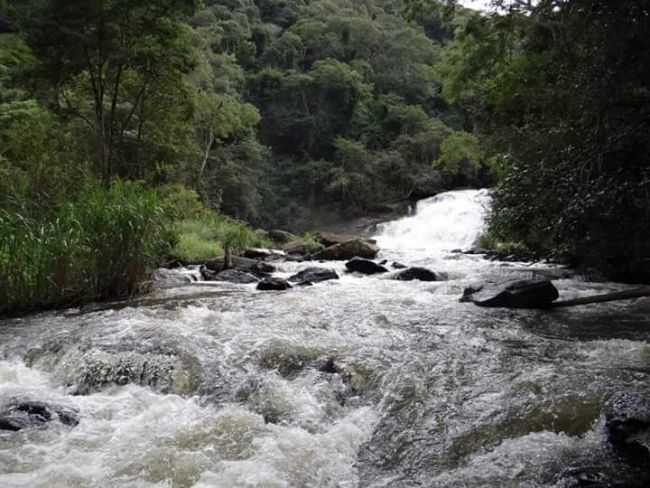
top-left (375, 189), bottom-right (491, 253)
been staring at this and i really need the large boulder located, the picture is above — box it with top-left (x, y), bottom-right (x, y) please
top-left (204, 257), bottom-right (275, 277)
top-left (210, 269), bottom-right (259, 284)
top-left (605, 392), bottom-right (650, 466)
top-left (461, 279), bottom-right (559, 308)
top-left (257, 277), bottom-right (292, 291)
top-left (345, 258), bottom-right (388, 275)
top-left (393, 267), bottom-right (439, 282)
top-left (315, 232), bottom-right (377, 248)
top-left (312, 239), bottom-right (379, 261)
top-left (243, 248), bottom-right (286, 260)
top-left (0, 400), bottom-right (79, 431)
top-left (282, 241), bottom-right (312, 257)
top-left (152, 267), bottom-right (201, 289)
top-left (268, 229), bottom-right (296, 244)
top-left (288, 267), bottom-right (339, 285)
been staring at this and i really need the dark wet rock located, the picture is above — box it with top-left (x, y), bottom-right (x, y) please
top-left (249, 261), bottom-right (276, 277)
top-left (461, 279), bottom-right (559, 309)
top-left (204, 257), bottom-right (275, 277)
top-left (259, 341), bottom-right (320, 378)
top-left (288, 267), bottom-right (339, 285)
top-left (556, 466), bottom-right (643, 488)
top-left (315, 232), bottom-right (377, 248)
top-left (392, 262), bottom-right (408, 269)
top-left (243, 248), bottom-right (285, 260)
top-left (268, 229), bottom-right (296, 244)
top-left (209, 269), bottom-right (259, 284)
top-left (282, 241), bottom-right (312, 256)
top-left (312, 239), bottom-right (379, 261)
top-left (317, 357), bottom-right (342, 375)
top-left (0, 400), bottom-right (79, 431)
top-left (464, 247), bottom-right (489, 255)
top-left (243, 248), bottom-right (274, 259)
top-left (257, 277), bottom-right (292, 291)
top-left (393, 267), bottom-right (439, 282)
top-left (345, 258), bottom-right (388, 275)
top-left (605, 392), bottom-right (650, 466)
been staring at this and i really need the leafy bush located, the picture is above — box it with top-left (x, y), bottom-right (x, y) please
top-left (170, 212), bottom-right (270, 263)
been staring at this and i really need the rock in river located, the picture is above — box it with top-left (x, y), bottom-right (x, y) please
top-left (605, 392), bottom-right (650, 466)
top-left (257, 277), bottom-right (292, 291)
top-left (0, 400), bottom-right (79, 431)
top-left (345, 258), bottom-right (388, 275)
top-left (208, 268), bottom-right (259, 284)
top-left (312, 239), bottom-right (379, 261)
top-left (268, 229), bottom-right (296, 244)
top-left (393, 267), bottom-right (439, 282)
top-left (288, 267), bottom-right (339, 285)
top-left (461, 279), bottom-right (559, 308)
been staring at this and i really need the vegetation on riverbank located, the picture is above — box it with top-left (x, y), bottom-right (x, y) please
top-left (430, 0), bottom-right (650, 282)
top-left (0, 0), bottom-right (492, 315)
top-left (2, 0), bottom-right (649, 315)
top-left (0, 181), bottom-right (174, 315)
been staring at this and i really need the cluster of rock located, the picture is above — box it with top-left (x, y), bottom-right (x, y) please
top-left (151, 229), bottom-right (449, 292)
top-left (0, 400), bottom-right (79, 431)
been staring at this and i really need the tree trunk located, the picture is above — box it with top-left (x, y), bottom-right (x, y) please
top-left (551, 286), bottom-right (650, 308)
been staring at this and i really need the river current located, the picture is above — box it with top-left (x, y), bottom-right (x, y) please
top-left (1, 189), bottom-right (649, 487)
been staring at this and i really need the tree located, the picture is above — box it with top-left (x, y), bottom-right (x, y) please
top-left (23, 0), bottom-right (198, 182)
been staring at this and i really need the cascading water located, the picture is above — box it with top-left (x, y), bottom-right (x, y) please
top-left (375, 189), bottom-right (491, 253)
top-left (1, 190), bottom-right (650, 488)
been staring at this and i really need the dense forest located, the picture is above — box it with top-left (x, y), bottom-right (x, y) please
top-left (1, 0), bottom-right (649, 314)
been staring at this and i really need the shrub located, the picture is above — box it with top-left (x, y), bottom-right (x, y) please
top-left (170, 211), bottom-right (270, 263)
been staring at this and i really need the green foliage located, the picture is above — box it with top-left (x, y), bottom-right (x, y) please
top-left (171, 212), bottom-right (270, 263)
top-left (442, 0), bottom-right (650, 280)
top-left (0, 181), bottom-right (174, 316)
top-left (0, 0), bottom-right (501, 315)
top-left (434, 131), bottom-right (482, 177)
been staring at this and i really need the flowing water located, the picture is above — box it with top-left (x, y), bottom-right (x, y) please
top-left (1, 190), bottom-right (650, 487)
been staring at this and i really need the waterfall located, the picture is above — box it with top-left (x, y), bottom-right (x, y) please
top-left (374, 189), bottom-right (491, 253)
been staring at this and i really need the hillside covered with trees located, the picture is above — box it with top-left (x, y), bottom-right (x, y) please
top-left (1, 0), bottom-right (649, 314)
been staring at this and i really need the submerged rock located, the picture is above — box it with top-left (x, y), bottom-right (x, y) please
top-left (288, 267), bottom-right (339, 285)
top-left (0, 400), bottom-right (79, 431)
top-left (605, 392), bottom-right (650, 466)
top-left (59, 350), bottom-right (202, 395)
top-left (312, 239), bottom-right (379, 261)
top-left (257, 277), bottom-right (292, 291)
top-left (392, 262), bottom-right (408, 269)
top-left (461, 279), bottom-right (559, 308)
top-left (393, 267), bottom-right (439, 282)
top-left (345, 258), bottom-right (388, 275)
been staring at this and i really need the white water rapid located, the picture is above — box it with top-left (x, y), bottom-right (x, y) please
top-left (1, 190), bottom-right (649, 488)
top-left (376, 189), bottom-right (491, 253)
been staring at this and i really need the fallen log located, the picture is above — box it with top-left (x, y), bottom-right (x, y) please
top-left (551, 286), bottom-right (650, 308)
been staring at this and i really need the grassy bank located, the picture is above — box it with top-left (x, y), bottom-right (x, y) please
top-left (0, 183), bottom-right (265, 317)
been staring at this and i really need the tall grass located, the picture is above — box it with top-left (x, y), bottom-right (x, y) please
top-left (0, 181), bottom-right (173, 316)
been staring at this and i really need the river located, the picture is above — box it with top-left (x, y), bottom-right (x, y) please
top-left (1, 189), bottom-right (649, 487)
